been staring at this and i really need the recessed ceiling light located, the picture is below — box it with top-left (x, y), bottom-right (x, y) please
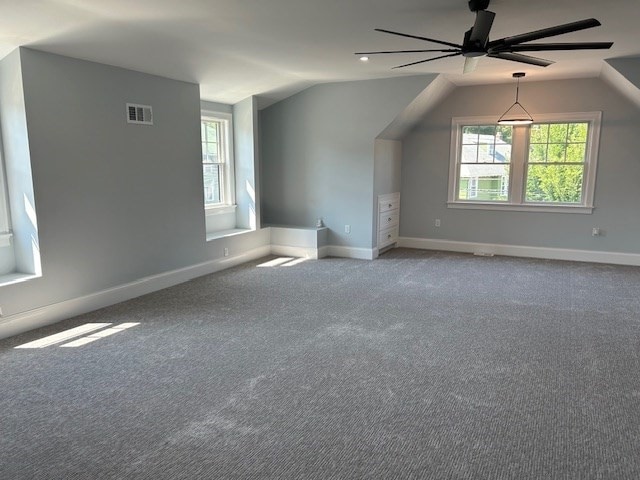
top-left (359, 56), bottom-right (369, 62)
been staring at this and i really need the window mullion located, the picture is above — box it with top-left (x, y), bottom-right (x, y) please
top-left (509, 125), bottom-right (528, 204)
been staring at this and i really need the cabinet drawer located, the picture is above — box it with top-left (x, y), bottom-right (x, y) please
top-left (378, 225), bottom-right (399, 248)
top-left (378, 193), bottom-right (400, 213)
top-left (379, 210), bottom-right (399, 230)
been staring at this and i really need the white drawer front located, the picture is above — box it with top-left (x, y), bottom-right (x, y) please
top-left (379, 210), bottom-right (399, 230)
top-left (378, 192), bottom-right (400, 214)
top-left (378, 225), bottom-right (399, 248)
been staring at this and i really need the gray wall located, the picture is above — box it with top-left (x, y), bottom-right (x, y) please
top-left (401, 77), bottom-right (640, 254)
top-left (260, 75), bottom-right (436, 248)
top-left (0, 48), bottom-right (266, 318)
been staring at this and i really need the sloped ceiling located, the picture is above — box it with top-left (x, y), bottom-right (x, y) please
top-left (0, 0), bottom-right (639, 106)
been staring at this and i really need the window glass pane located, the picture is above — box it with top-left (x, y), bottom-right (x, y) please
top-left (459, 164), bottom-right (510, 201)
top-left (568, 123), bottom-right (588, 143)
top-left (206, 122), bottom-right (218, 141)
top-left (529, 144), bottom-right (547, 163)
top-left (525, 164), bottom-right (583, 203)
top-left (203, 164), bottom-right (222, 205)
top-left (461, 145), bottom-right (478, 163)
top-left (548, 123), bottom-right (568, 144)
top-left (496, 125), bottom-right (512, 144)
top-left (492, 140), bottom-right (511, 163)
top-left (529, 124), bottom-right (548, 144)
top-left (478, 129), bottom-right (494, 145)
top-left (462, 126), bottom-right (481, 140)
top-left (547, 144), bottom-right (566, 163)
top-left (461, 125), bottom-right (512, 164)
top-left (566, 143), bottom-right (586, 163)
top-left (205, 142), bottom-right (218, 162)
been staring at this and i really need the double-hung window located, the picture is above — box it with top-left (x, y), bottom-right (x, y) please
top-left (201, 113), bottom-right (234, 208)
top-left (448, 112), bottom-right (601, 213)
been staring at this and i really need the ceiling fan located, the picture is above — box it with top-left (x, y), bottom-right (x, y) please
top-left (355, 0), bottom-right (613, 73)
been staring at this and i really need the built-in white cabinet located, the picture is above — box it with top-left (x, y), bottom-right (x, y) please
top-left (377, 192), bottom-right (400, 251)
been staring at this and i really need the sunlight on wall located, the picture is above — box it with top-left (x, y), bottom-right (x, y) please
top-left (246, 179), bottom-right (256, 229)
top-left (31, 236), bottom-right (41, 275)
top-left (23, 193), bottom-right (37, 230)
top-left (24, 193), bottom-right (41, 274)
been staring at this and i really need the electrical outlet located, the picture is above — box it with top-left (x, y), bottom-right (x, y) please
top-left (224, 247), bottom-right (229, 257)
top-left (435, 219), bottom-right (441, 227)
top-left (345, 225), bottom-right (351, 234)
top-left (592, 227), bottom-right (600, 237)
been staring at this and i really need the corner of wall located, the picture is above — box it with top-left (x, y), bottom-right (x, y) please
top-left (233, 96), bottom-right (260, 231)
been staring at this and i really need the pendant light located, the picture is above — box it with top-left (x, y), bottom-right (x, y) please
top-left (498, 72), bottom-right (533, 125)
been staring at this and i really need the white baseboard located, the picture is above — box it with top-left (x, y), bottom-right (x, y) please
top-left (398, 237), bottom-right (640, 266)
top-left (0, 245), bottom-right (271, 341)
top-left (0, 238), bottom-right (381, 340)
top-left (325, 245), bottom-right (377, 260)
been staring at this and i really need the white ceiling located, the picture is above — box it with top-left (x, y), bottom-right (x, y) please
top-left (1, 0), bottom-right (638, 107)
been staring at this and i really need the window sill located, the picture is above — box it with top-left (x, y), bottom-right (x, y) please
top-left (447, 201), bottom-right (594, 214)
top-left (206, 228), bottom-right (253, 242)
top-left (0, 272), bottom-right (40, 287)
top-left (205, 204), bottom-right (236, 216)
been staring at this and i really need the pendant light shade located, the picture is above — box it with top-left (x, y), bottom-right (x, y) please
top-left (498, 72), bottom-right (533, 125)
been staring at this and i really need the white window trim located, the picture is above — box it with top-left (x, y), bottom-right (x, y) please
top-left (0, 148), bottom-right (11, 234)
top-left (205, 204), bottom-right (237, 217)
top-left (448, 112), bottom-right (602, 214)
top-left (201, 111), bottom-right (235, 211)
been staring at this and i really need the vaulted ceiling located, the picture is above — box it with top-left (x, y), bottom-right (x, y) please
top-left (1, 0), bottom-right (638, 106)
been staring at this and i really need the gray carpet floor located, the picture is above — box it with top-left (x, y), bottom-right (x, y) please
top-left (1, 248), bottom-right (640, 479)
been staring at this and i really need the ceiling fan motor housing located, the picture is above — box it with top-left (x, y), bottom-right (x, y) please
top-left (468, 0), bottom-right (490, 12)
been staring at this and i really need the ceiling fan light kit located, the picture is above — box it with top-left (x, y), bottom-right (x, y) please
top-left (498, 72), bottom-right (534, 125)
top-left (355, 0), bottom-right (613, 72)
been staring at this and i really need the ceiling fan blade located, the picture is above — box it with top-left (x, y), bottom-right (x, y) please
top-left (354, 49), bottom-right (460, 55)
top-left (392, 52), bottom-right (462, 69)
top-left (463, 56), bottom-right (480, 74)
top-left (469, 10), bottom-right (495, 46)
top-left (488, 18), bottom-right (601, 48)
top-left (487, 52), bottom-right (554, 67)
top-left (375, 28), bottom-right (462, 49)
top-left (491, 42), bottom-right (613, 53)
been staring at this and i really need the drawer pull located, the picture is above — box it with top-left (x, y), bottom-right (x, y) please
top-left (387, 234), bottom-right (392, 239)
top-left (387, 217), bottom-right (392, 222)
top-left (388, 203), bottom-right (392, 208)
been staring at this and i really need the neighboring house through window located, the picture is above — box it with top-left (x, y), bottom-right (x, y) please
top-left (448, 112), bottom-right (601, 213)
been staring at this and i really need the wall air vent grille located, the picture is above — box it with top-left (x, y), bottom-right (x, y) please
top-left (126, 103), bottom-right (153, 125)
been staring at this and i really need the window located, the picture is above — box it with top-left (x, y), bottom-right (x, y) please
top-left (201, 113), bottom-right (234, 208)
top-left (448, 113), bottom-right (601, 213)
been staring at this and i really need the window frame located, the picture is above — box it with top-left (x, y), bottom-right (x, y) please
top-left (0, 149), bottom-right (11, 238)
top-left (201, 111), bottom-right (235, 211)
top-left (448, 112), bottom-right (601, 214)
